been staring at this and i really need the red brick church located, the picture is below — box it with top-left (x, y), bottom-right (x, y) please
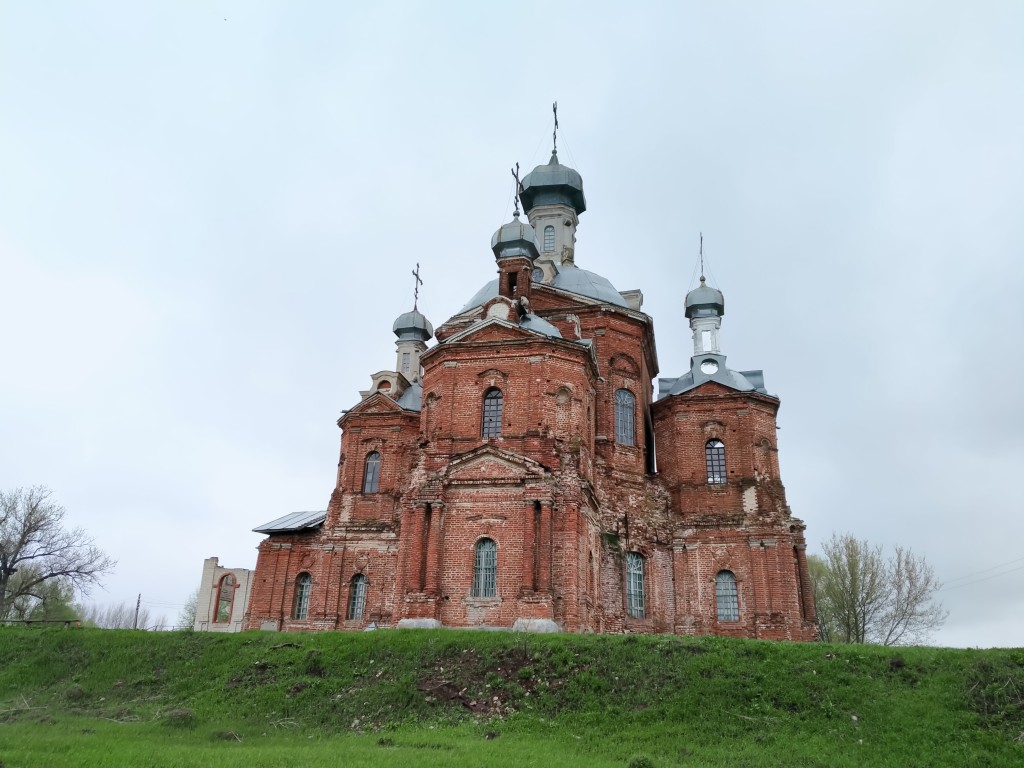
top-left (239, 140), bottom-right (817, 640)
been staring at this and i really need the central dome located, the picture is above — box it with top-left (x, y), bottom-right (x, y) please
top-left (518, 151), bottom-right (587, 215)
top-left (456, 265), bottom-right (627, 314)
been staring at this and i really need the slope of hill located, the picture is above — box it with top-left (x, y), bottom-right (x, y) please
top-left (0, 627), bottom-right (1021, 767)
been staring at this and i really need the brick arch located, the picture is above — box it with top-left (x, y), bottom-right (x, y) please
top-left (476, 368), bottom-right (510, 381)
top-left (609, 352), bottom-right (641, 376)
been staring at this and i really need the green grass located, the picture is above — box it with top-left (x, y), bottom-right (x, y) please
top-left (1, 627), bottom-right (1022, 766)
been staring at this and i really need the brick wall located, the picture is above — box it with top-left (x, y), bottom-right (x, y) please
top-left (244, 272), bottom-right (816, 640)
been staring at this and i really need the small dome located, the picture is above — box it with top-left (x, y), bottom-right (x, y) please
top-left (393, 308), bottom-right (434, 341)
top-left (491, 213), bottom-right (540, 261)
top-left (519, 151), bottom-right (586, 215)
top-left (684, 277), bottom-right (725, 319)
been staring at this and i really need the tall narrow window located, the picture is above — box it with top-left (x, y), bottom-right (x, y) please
top-left (716, 570), bottom-right (739, 622)
top-left (615, 389), bottom-right (635, 446)
top-left (214, 573), bottom-right (235, 623)
top-left (293, 573), bottom-right (312, 620)
top-left (626, 552), bottom-right (645, 618)
top-left (472, 538), bottom-right (497, 597)
top-left (543, 225), bottom-right (555, 252)
top-left (347, 574), bottom-right (367, 620)
top-left (401, 352), bottom-right (411, 374)
top-left (363, 451), bottom-right (381, 493)
top-left (481, 388), bottom-right (503, 438)
top-left (706, 439), bottom-right (726, 484)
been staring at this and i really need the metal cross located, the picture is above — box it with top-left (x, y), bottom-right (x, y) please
top-left (411, 263), bottom-right (423, 310)
top-left (511, 162), bottom-right (522, 214)
top-left (552, 100), bottom-right (559, 155)
top-left (699, 232), bottom-right (705, 282)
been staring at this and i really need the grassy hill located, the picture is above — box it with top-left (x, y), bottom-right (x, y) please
top-left (0, 627), bottom-right (1021, 767)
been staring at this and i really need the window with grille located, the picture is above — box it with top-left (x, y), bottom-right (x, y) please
top-left (293, 573), bottom-right (312, 620)
top-left (363, 451), bottom-right (381, 493)
top-left (347, 574), bottom-right (367, 620)
top-left (716, 570), bottom-right (739, 622)
top-left (615, 389), bottom-right (636, 446)
top-left (472, 538), bottom-right (497, 597)
top-left (706, 439), bottom-right (726, 484)
top-left (626, 552), bottom-right (645, 618)
top-left (215, 574), bottom-right (235, 623)
top-left (481, 388), bottom-right (503, 437)
top-left (401, 352), bottom-right (411, 373)
top-left (543, 225), bottom-right (555, 252)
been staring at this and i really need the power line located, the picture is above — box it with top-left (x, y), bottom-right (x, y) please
top-left (942, 554), bottom-right (1024, 586)
top-left (937, 565), bottom-right (1024, 593)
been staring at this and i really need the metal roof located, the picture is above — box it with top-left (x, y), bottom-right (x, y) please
top-left (684, 279), bottom-right (725, 319)
top-left (395, 382), bottom-right (423, 411)
top-left (657, 355), bottom-right (768, 398)
top-left (253, 509), bottom-right (326, 534)
top-left (519, 151), bottom-right (587, 214)
top-left (551, 266), bottom-right (629, 308)
top-left (393, 309), bottom-right (434, 341)
top-left (457, 278), bottom-right (500, 314)
top-left (519, 313), bottom-right (563, 339)
top-left (491, 214), bottom-right (541, 261)
top-left (456, 265), bottom-right (630, 315)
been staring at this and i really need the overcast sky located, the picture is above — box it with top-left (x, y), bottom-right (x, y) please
top-left (2, 1), bottom-right (1022, 646)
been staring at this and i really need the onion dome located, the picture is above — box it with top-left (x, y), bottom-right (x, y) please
top-left (490, 213), bottom-right (541, 261)
top-left (392, 308), bottom-right (433, 341)
top-left (518, 150), bottom-right (587, 215)
top-left (684, 276), bottom-right (725, 319)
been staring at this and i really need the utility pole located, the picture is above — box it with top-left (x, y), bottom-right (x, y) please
top-left (133, 593), bottom-right (141, 630)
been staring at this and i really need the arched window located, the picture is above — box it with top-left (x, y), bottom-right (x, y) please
top-left (214, 573), bottom-right (235, 623)
top-left (293, 573), bottom-right (312, 620)
top-left (472, 538), bottom-right (497, 597)
top-left (362, 451), bottom-right (381, 493)
top-left (543, 225), bottom-right (555, 252)
top-left (615, 389), bottom-right (636, 446)
top-left (716, 570), bottom-right (739, 622)
top-left (706, 439), bottom-right (726, 484)
top-left (626, 552), bottom-right (645, 618)
top-left (481, 388), bottom-right (503, 438)
top-left (347, 574), bottom-right (367, 621)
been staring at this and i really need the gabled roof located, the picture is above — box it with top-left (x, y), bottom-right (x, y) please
top-left (253, 510), bottom-right (326, 534)
top-left (443, 443), bottom-right (553, 482)
top-left (441, 316), bottom-right (562, 346)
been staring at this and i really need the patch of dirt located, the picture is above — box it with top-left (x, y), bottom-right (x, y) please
top-left (226, 660), bottom-right (277, 689)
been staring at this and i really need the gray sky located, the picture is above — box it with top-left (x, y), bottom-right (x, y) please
top-left (2, 1), bottom-right (1021, 646)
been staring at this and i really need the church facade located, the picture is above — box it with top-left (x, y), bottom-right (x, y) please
top-left (242, 145), bottom-right (817, 640)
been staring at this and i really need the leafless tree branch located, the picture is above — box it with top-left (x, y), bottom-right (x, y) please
top-left (1, 486), bottom-right (115, 621)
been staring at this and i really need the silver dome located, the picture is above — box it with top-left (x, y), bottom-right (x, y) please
top-left (519, 151), bottom-right (586, 215)
top-left (392, 309), bottom-right (434, 341)
top-left (490, 214), bottom-right (541, 260)
top-left (684, 278), bottom-right (725, 319)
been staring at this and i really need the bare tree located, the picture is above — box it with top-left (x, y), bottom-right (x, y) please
top-left (0, 486), bottom-right (115, 621)
top-left (810, 532), bottom-right (948, 646)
